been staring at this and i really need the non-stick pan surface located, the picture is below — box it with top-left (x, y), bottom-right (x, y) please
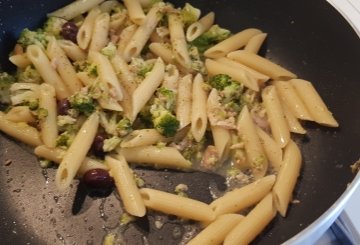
top-left (0, 0), bottom-right (359, 244)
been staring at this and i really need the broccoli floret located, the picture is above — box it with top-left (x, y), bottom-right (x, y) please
top-left (181, 3), bottom-right (200, 26)
top-left (17, 28), bottom-right (49, 49)
top-left (56, 131), bottom-right (74, 148)
top-left (208, 74), bottom-right (233, 91)
top-left (152, 109), bottom-right (179, 137)
top-left (222, 82), bottom-right (243, 101)
top-left (136, 61), bottom-right (154, 78)
top-left (156, 87), bottom-right (176, 111)
top-left (101, 42), bottom-right (117, 58)
top-left (74, 61), bottom-right (98, 77)
top-left (17, 65), bottom-right (43, 84)
top-left (0, 72), bottom-right (16, 105)
top-left (69, 91), bottom-right (96, 115)
top-left (103, 136), bottom-right (121, 152)
top-left (117, 117), bottom-right (132, 136)
top-left (191, 25), bottom-right (231, 54)
top-left (43, 17), bottom-right (67, 38)
top-left (37, 108), bottom-right (48, 120)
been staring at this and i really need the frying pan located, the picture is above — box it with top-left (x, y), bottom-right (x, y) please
top-left (0, 0), bottom-right (359, 244)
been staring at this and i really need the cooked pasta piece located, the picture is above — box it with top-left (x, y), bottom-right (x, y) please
top-left (281, 103), bottom-right (307, 134)
top-left (57, 40), bottom-right (87, 61)
top-left (111, 54), bottom-right (137, 94)
top-left (244, 33), bottom-right (268, 54)
top-left (176, 74), bottom-right (192, 129)
top-left (191, 73), bottom-right (208, 142)
top-left (48, 0), bottom-right (105, 20)
top-left (89, 12), bottom-right (110, 51)
top-left (211, 126), bottom-right (231, 163)
top-left (123, 0), bottom-right (146, 25)
top-left (117, 24), bottom-right (138, 56)
top-left (9, 54), bottom-right (31, 68)
top-left (77, 7), bottom-right (102, 50)
top-left (256, 127), bottom-right (282, 171)
top-left (120, 129), bottom-right (167, 148)
top-left (4, 106), bottom-right (35, 123)
top-left (186, 12), bottom-right (215, 42)
top-left (149, 42), bottom-right (174, 65)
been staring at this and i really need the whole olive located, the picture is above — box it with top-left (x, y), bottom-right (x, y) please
top-left (91, 133), bottom-right (106, 159)
top-left (83, 168), bottom-right (114, 190)
top-left (61, 22), bottom-right (78, 43)
top-left (57, 99), bottom-right (70, 115)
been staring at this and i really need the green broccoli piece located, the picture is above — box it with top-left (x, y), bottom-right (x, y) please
top-left (156, 87), bottom-right (176, 111)
top-left (181, 3), bottom-right (200, 26)
top-left (17, 28), bottom-right (49, 49)
top-left (37, 108), bottom-right (48, 120)
top-left (74, 61), bottom-right (98, 77)
top-left (222, 82), bottom-right (243, 102)
top-left (69, 91), bottom-right (96, 115)
top-left (117, 117), bottom-right (132, 136)
top-left (17, 65), bottom-right (43, 84)
top-left (101, 42), bottom-right (117, 58)
top-left (56, 131), bottom-right (74, 148)
top-left (208, 74), bottom-right (233, 90)
top-left (43, 17), bottom-right (67, 38)
top-left (0, 72), bottom-right (16, 105)
top-left (137, 62), bottom-right (154, 78)
top-left (191, 25), bottom-right (231, 54)
top-left (26, 99), bottom-right (39, 110)
top-left (103, 136), bottom-right (121, 152)
top-left (152, 109), bottom-right (179, 137)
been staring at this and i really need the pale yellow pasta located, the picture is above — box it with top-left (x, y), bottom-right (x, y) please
top-left (99, 0), bottom-right (121, 13)
top-left (111, 54), bottom-right (137, 94)
top-left (123, 0), bottom-right (146, 25)
top-left (227, 50), bottom-right (297, 80)
top-left (272, 140), bottom-right (302, 217)
top-left (123, 6), bottom-right (161, 61)
top-left (140, 188), bottom-right (215, 222)
top-left (4, 106), bottom-right (35, 123)
top-left (55, 113), bottom-right (99, 192)
top-left (89, 12), bottom-right (110, 51)
top-left (211, 126), bottom-right (231, 163)
top-left (120, 129), bottom-right (166, 148)
top-left (290, 79), bottom-right (339, 127)
top-left (117, 24), bottom-right (137, 56)
top-left (224, 193), bottom-right (276, 245)
top-left (118, 145), bottom-right (192, 169)
top-left (131, 58), bottom-right (165, 119)
top-left (39, 83), bottom-right (58, 148)
top-left (205, 59), bottom-right (259, 91)
top-left (148, 42), bottom-right (174, 65)
top-left (176, 74), bottom-right (192, 129)
top-left (57, 40), bottom-right (87, 61)
top-left (77, 7), bottom-right (102, 50)
top-left (211, 174), bottom-right (275, 218)
top-left (244, 32), bottom-right (268, 54)
top-left (9, 54), bottom-right (31, 68)
top-left (237, 106), bottom-right (268, 178)
top-left (281, 102), bottom-right (307, 134)
top-left (204, 28), bottom-right (262, 58)
top-left (47, 0), bottom-right (105, 20)
top-left (34, 145), bottom-right (109, 176)
top-left (109, 10), bottom-right (127, 31)
top-left (186, 12), bottom-right (215, 42)
top-left (0, 112), bottom-right (42, 146)
top-left (106, 155), bottom-right (146, 217)
top-left (118, 88), bottom-right (133, 121)
top-left (162, 64), bottom-right (179, 91)
top-left (187, 214), bottom-right (244, 245)
top-left (262, 85), bottom-right (290, 148)
top-left (256, 127), bottom-right (282, 171)
top-left (76, 71), bottom-right (95, 86)
top-left (47, 38), bottom-right (83, 95)
top-left (26, 45), bottom-right (70, 99)
top-left (191, 73), bottom-right (208, 142)
top-left (168, 13), bottom-right (192, 69)
top-left (274, 80), bottom-right (313, 121)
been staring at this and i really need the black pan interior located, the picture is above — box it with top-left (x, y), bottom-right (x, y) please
top-left (0, 0), bottom-right (360, 244)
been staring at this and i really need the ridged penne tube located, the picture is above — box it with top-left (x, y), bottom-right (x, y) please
top-left (256, 127), bottom-right (282, 171)
top-left (149, 42), bottom-right (174, 65)
top-left (227, 50), bottom-right (297, 80)
top-left (204, 28), bottom-right (262, 58)
top-left (106, 155), bottom-right (146, 217)
top-left (191, 73), bottom-right (208, 142)
top-left (4, 106), bottom-right (35, 123)
top-left (121, 129), bottom-right (166, 148)
top-left (205, 59), bottom-right (259, 91)
top-left (237, 106), bottom-right (268, 179)
top-left (123, 6), bottom-right (161, 61)
top-left (34, 145), bottom-right (108, 176)
top-left (281, 103), bottom-right (306, 134)
top-left (76, 7), bottom-right (102, 50)
top-left (123, 0), bottom-right (146, 25)
top-left (176, 74), bottom-right (192, 129)
top-left (89, 51), bottom-right (123, 101)
top-left (186, 12), bottom-right (215, 42)
top-left (47, 0), bottom-right (105, 20)
top-left (9, 54), bottom-right (31, 68)
top-left (89, 12), bottom-right (110, 51)
top-left (272, 140), bottom-right (302, 217)
top-left (210, 174), bottom-right (275, 217)
top-left (132, 58), bottom-right (165, 119)
top-left (274, 80), bottom-right (313, 121)
top-left (111, 54), bottom-right (137, 94)
top-left (244, 33), bottom-right (268, 54)
top-left (55, 113), bottom-right (99, 191)
top-left (47, 38), bottom-right (83, 95)
top-left (290, 79), bottom-right (339, 127)
top-left (168, 13), bottom-right (192, 69)
top-left (0, 112), bottom-right (42, 147)
top-left (262, 86), bottom-right (290, 148)
top-left (140, 188), bottom-right (215, 222)
top-left (117, 24), bottom-right (137, 56)
top-left (187, 214), bottom-right (244, 245)
top-left (118, 145), bottom-right (192, 169)
top-left (224, 193), bottom-right (276, 245)
top-left (211, 126), bottom-right (231, 163)
top-left (215, 57), bottom-right (269, 85)
top-left (26, 45), bottom-right (70, 99)
top-left (57, 40), bottom-right (87, 61)
top-left (38, 84), bottom-right (58, 148)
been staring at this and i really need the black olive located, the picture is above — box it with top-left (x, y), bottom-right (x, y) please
top-left (83, 169), bottom-right (114, 190)
top-left (61, 22), bottom-right (78, 43)
top-left (57, 99), bottom-right (70, 115)
top-left (91, 133), bottom-right (106, 159)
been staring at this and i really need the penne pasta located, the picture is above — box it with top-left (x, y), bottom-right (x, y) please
top-left (117, 24), bottom-right (138, 56)
top-left (89, 12), bottom-right (110, 51)
top-left (4, 106), bottom-right (35, 123)
top-left (9, 54), bottom-right (31, 68)
top-left (120, 129), bottom-right (166, 148)
top-left (149, 42), bottom-right (175, 65)
top-left (47, 0), bottom-right (105, 20)
top-left (211, 126), bottom-right (231, 163)
top-left (186, 12), bottom-right (215, 42)
top-left (176, 74), bottom-right (192, 129)
top-left (244, 32), bottom-right (268, 54)
top-left (77, 7), bottom-right (102, 50)
top-left (281, 102), bottom-right (307, 134)
top-left (57, 40), bottom-right (87, 61)
top-left (191, 73), bottom-right (208, 142)
top-left (111, 54), bottom-right (137, 94)
top-left (123, 0), bottom-right (146, 25)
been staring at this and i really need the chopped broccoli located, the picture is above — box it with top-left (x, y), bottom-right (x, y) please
top-left (103, 136), bottom-right (121, 152)
top-left (181, 3), bottom-right (200, 26)
top-left (117, 117), bottom-right (132, 136)
top-left (26, 99), bottom-right (39, 110)
top-left (74, 60), bottom-right (98, 77)
top-left (222, 82), bottom-right (243, 103)
top-left (17, 65), bottom-right (43, 84)
top-left (191, 25), bottom-right (231, 54)
top-left (155, 87), bottom-right (176, 111)
top-left (56, 131), bottom-right (75, 148)
top-left (131, 58), bottom-right (154, 78)
top-left (151, 109), bottom-right (179, 137)
top-left (37, 108), bottom-right (48, 120)
top-left (208, 74), bottom-right (233, 90)
top-left (43, 17), bottom-right (67, 38)
top-left (57, 115), bottom-right (77, 127)
top-left (0, 72), bottom-right (16, 105)
top-left (101, 42), bottom-right (117, 58)
top-left (17, 28), bottom-right (49, 49)
top-left (99, 111), bottom-right (132, 137)
top-left (69, 90), bottom-right (96, 115)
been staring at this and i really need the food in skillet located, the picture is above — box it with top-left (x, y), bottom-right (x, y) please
top-left (0, 0), bottom-right (339, 244)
